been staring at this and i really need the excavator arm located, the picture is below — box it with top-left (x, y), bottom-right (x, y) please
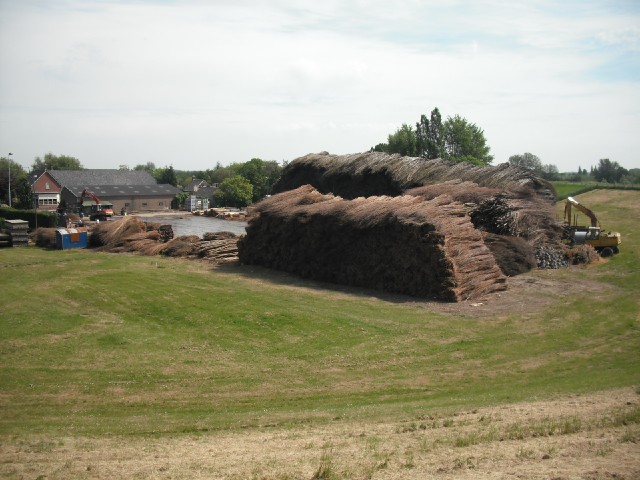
top-left (80, 189), bottom-right (102, 205)
top-left (564, 196), bottom-right (598, 228)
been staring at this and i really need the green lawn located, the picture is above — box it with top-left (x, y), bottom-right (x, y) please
top-left (551, 181), bottom-right (640, 200)
top-left (1, 190), bottom-right (639, 438)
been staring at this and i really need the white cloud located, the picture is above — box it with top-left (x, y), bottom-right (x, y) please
top-left (0, 0), bottom-right (639, 171)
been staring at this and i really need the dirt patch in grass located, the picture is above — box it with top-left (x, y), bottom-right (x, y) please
top-left (2, 387), bottom-right (638, 479)
top-left (220, 260), bottom-right (608, 321)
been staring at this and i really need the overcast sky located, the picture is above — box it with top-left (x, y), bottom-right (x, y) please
top-left (1, 0), bottom-right (639, 172)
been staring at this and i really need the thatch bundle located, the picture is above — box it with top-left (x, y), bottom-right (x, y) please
top-left (89, 216), bottom-right (149, 248)
top-left (87, 217), bottom-right (239, 264)
top-left (238, 185), bottom-right (506, 302)
top-left (273, 152), bottom-right (556, 202)
top-left (32, 228), bottom-right (58, 248)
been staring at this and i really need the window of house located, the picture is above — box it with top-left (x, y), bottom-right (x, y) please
top-left (159, 201), bottom-right (164, 206)
top-left (45, 182), bottom-right (50, 190)
top-left (142, 202), bottom-right (148, 207)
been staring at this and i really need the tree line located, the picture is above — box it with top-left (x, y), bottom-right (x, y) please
top-left (0, 153), bottom-right (284, 209)
top-left (507, 154), bottom-right (638, 184)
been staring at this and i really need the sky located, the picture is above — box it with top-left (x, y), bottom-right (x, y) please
top-left (0, 0), bottom-right (639, 173)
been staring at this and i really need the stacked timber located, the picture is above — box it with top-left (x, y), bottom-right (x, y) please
top-left (5, 220), bottom-right (29, 247)
top-left (238, 185), bottom-right (507, 302)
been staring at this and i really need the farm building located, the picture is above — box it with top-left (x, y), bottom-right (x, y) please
top-left (31, 170), bottom-right (181, 213)
top-left (185, 177), bottom-right (218, 212)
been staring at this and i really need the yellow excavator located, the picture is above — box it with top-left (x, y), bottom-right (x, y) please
top-left (563, 196), bottom-right (621, 257)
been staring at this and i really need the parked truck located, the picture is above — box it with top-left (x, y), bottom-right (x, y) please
top-left (563, 196), bottom-right (621, 257)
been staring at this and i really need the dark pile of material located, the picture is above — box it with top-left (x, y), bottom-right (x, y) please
top-left (238, 185), bottom-right (506, 302)
top-left (273, 151), bottom-right (555, 201)
top-left (88, 216), bottom-right (239, 264)
top-left (31, 228), bottom-right (58, 248)
top-left (482, 233), bottom-right (537, 277)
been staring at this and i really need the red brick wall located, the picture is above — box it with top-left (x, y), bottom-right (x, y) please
top-left (32, 172), bottom-right (61, 193)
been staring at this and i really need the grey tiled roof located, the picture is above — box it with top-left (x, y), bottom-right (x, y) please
top-left (187, 178), bottom-right (209, 192)
top-left (193, 186), bottom-right (218, 198)
top-left (48, 169), bottom-right (157, 186)
top-left (64, 184), bottom-right (182, 198)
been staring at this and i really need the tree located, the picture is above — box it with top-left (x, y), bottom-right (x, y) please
top-left (32, 153), bottom-right (83, 171)
top-left (207, 162), bottom-right (236, 185)
top-left (386, 124), bottom-right (417, 156)
top-left (592, 159), bottom-right (627, 183)
top-left (134, 161), bottom-right (156, 173)
top-left (508, 153), bottom-right (543, 172)
top-left (381, 108), bottom-right (493, 165)
top-left (540, 163), bottom-right (559, 181)
top-left (237, 158), bottom-right (282, 202)
top-left (155, 165), bottom-right (178, 186)
top-left (172, 191), bottom-right (190, 210)
top-left (416, 107), bottom-right (444, 159)
top-left (370, 143), bottom-right (389, 153)
top-left (627, 168), bottom-right (640, 184)
top-left (213, 175), bottom-right (253, 208)
top-left (0, 157), bottom-right (31, 208)
top-left (443, 115), bottom-right (493, 164)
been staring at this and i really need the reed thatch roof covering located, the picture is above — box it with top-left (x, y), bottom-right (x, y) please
top-left (88, 216), bottom-right (239, 264)
top-left (238, 185), bottom-right (507, 302)
top-left (273, 151), bottom-right (556, 202)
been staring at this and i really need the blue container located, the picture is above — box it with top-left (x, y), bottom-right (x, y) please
top-left (56, 227), bottom-right (88, 250)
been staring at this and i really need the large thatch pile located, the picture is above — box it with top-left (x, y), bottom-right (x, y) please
top-left (238, 152), bottom-right (575, 301)
top-left (238, 185), bottom-right (506, 302)
top-left (273, 152), bottom-right (556, 201)
top-left (270, 153), bottom-right (565, 274)
top-left (89, 216), bottom-right (239, 264)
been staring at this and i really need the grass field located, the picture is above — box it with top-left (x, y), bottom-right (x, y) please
top-left (1, 190), bottom-right (639, 478)
top-left (551, 181), bottom-right (640, 200)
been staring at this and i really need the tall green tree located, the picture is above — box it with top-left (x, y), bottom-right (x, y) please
top-left (387, 124), bottom-right (418, 156)
top-left (134, 161), bottom-right (157, 173)
top-left (155, 165), bottom-right (178, 186)
top-left (370, 143), bottom-right (389, 153)
top-left (32, 153), bottom-right (83, 171)
top-left (443, 115), bottom-right (492, 164)
top-left (0, 157), bottom-right (31, 208)
top-left (237, 158), bottom-right (282, 202)
top-left (213, 175), bottom-right (253, 208)
top-left (508, 152), bottom-right (543, 171)
top-left (416, 107), bottom-right (444, 159)
top-left (380, 108), bottom-right (493, 165)
top-left (592, 159), bottom-right (627, 183)
top-left (207, 162), bottom-right (236, 185)
top-left (540, 163), bottom-right (559, 181)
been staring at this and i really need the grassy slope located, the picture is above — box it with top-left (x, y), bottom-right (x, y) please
top-left (1, 191), bottom-right (639, 438)
top-left (551, 181), bottom-right (640, 200)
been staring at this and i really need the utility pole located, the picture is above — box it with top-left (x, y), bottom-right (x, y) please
top-left (7, 153), bottom-right (12, 208)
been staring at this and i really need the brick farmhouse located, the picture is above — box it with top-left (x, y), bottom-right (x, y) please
top-left (31, 169), bottom-right (181, 213)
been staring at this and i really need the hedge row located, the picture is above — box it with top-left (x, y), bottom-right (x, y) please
top-left (0, 207), bottom-right (58, 229)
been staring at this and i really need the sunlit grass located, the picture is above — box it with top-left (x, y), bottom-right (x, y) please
top-left (0, 190), bottom-right (639, 437)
